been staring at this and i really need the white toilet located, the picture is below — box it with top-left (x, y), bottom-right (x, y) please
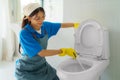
top-left (57, 20), bottom-right (110, 80)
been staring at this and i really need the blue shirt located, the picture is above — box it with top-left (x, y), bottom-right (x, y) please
top-left (20, 21), bottom-right (61, 58)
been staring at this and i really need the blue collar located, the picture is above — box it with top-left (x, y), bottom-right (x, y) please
top-left (25, 24), bottom-right (45, 38)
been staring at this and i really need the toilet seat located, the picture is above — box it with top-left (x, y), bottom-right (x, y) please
top-left (74, 20), bottom-right (104, 58)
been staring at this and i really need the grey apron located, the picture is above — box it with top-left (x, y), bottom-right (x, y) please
top-left (15, 31), bottom-right (59, 80)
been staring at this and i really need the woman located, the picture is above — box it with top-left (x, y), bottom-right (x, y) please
top-left (15, 3), bottom-right (79, 80)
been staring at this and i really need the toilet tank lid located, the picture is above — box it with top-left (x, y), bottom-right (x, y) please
top-left (74, 20), bottom-right (104, 57)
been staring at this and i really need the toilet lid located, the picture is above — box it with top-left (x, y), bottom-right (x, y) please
top-left (74, 20), bottom-right (103, 57)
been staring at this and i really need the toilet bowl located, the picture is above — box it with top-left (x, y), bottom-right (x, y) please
top-left (57, 20), bottom-right (110, 80)
top-left (57, 57), bottom-right (109, 80)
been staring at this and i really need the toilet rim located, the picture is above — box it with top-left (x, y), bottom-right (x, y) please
top-left (57, 58), bottom-right (100, 74)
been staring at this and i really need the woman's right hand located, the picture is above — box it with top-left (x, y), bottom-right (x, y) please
top-left (59, 48), bottom-right (77, 59)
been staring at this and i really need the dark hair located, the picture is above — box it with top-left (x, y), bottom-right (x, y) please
top-left (21, 7), bottom-right (45, 28)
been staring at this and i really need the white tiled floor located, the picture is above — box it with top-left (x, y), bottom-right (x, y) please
top-left (0, 61), bottom-right (16, 80)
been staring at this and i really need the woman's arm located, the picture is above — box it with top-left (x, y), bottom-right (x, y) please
top-left (61, 23), bottom-right (74, 28)
top-left (38, 49), bottom-right (62, 57)
top-left (38, 48), bottom-right (77, 59)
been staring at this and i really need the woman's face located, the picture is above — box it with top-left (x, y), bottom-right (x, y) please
top-left (29, 11), bottom-right (45, 30)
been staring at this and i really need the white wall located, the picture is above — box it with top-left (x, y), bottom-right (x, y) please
top-left (63, 0), bottom-right (120, 80)
top-left (44, 0), bottom-right (63, 22)
top-left (0, 0), bottom-right (10, 37)
top-left (0, 0), bottom-right (10, 60)
top-left (0, 0), bottom-right (3, 61)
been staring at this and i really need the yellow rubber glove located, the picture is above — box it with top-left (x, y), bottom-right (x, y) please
top-left (74, 23), bottom-right (80, 29)
top-left (59, 48), bottom-right (77, 59)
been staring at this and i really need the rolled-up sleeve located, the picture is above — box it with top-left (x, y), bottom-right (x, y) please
top-left (20, 30), bottom-right (42, 58)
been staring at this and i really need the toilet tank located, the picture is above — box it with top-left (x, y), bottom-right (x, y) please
top-left (101, 28), bottom-right (110, 60)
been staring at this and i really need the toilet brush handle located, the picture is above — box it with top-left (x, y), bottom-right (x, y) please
top-left (76, 56), bottom-right (85, 70)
